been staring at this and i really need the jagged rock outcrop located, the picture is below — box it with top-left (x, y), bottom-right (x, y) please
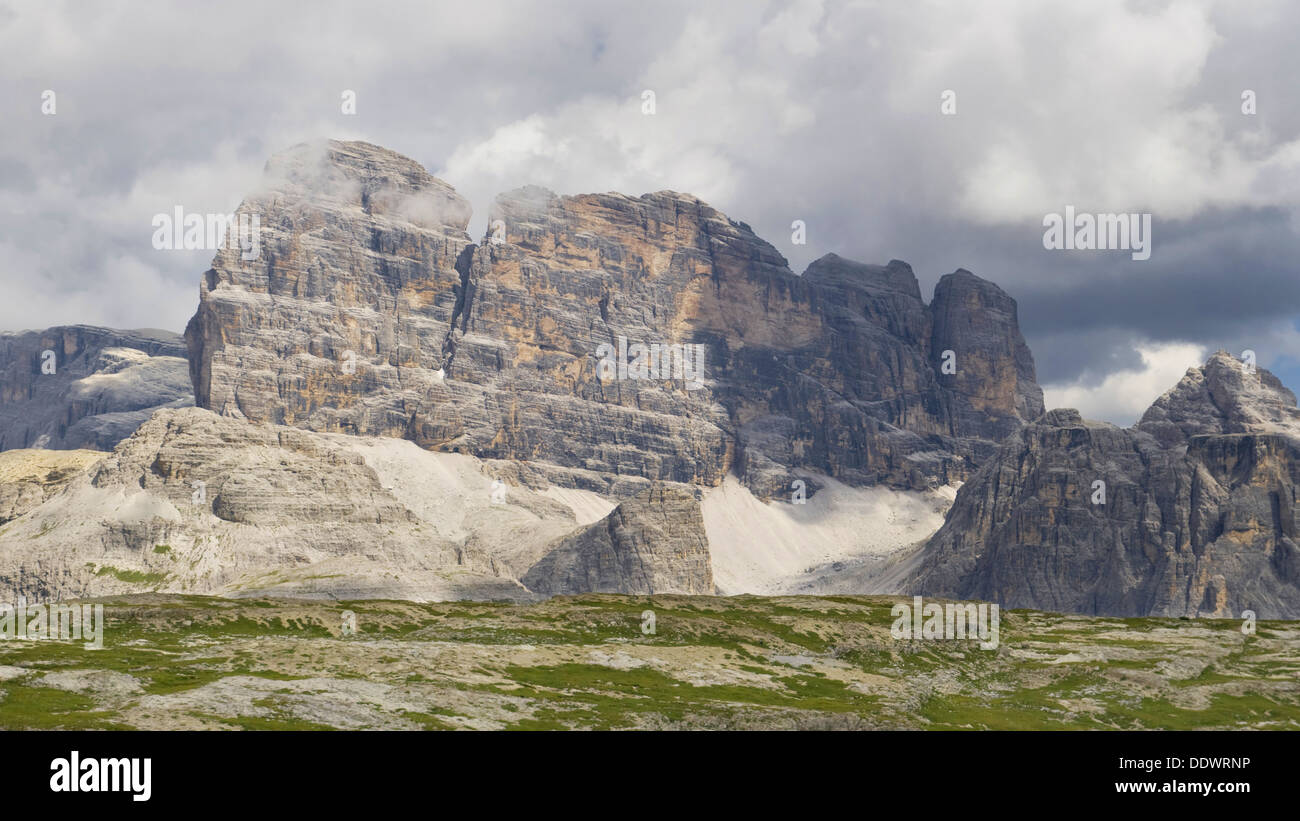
top-left (1137, 354), bottom-right (1300, 446)
top-left (0, 326), bottom-right (192, 451)
top-left (930, 269), bottom-right (1043, 441)
top-left (185, 140), bottom-right (1043, 499)
top-left (913, 352), bottom-right (1300, 618)
top-left (522, 482), bottom-right (713, 595)
top-left (0, 140), bottom-right (1056, 603)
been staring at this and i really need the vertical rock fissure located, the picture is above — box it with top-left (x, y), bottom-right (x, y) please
top-left (440, 243), bottom-right (478, 373)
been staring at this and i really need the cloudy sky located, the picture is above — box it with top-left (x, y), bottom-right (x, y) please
top-left (2, 0), bottom-right (1298, 424)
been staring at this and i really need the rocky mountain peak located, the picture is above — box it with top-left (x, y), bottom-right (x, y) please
top-left (178, 140), bottom-right (1045, 499)
top-left (915, 350), bottom-right (1300, 618)
top-left (802, 254), bottom-right (923, 301)
top-left (263, 139), bottom-right (472, 230)
top-left (929, 267), bottom-right (1044, 437)
top-left (1137, 350), bottom-right (1300, 447)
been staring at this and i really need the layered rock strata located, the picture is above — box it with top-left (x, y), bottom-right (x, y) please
top-left (523, 483), bottom-right (714, 595)
top-left (185, 140), bottom-right (1043, 499)
top-left (0, 326), bottom-right (192, 451)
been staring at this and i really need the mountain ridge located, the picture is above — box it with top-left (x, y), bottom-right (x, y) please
top-left (9, 139), bottom-right (1293, 617)
top-left (912, 351), bottom-right (1300, 617)
top-left (185, 138), bottom-right (1044, 503)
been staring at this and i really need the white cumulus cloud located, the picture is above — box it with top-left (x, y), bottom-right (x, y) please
top-left (1042, 341), bottom-right (1209, 426)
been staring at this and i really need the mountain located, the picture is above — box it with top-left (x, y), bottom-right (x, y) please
top-left (185, 139), bottom-right (1043, 502)
top-left (3, 140), bottom-right (1299, 618)
top-left (0, 139), bottom-right (1045, 603)
top-left (912, 352), bottom-right (1300, 618)
top-left (0, 326), bottom-right (192, 451)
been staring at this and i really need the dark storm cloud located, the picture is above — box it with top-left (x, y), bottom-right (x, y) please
top-left (824, 207), bottom-right (1300, 391)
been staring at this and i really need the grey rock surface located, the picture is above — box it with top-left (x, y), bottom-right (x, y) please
top-left (0, 449), bottom-right (103, 524)
top-left (0, 326), bottom-right (192, 451)
top-left (523, 482), bottom-right (714, 595)
top-left (0, 407), bottom-right (575, 602)
top-left (0, 404), bottom-right (707, 602)
top-left (185, 140), bottom-right (1044, 499)
top-left (913, 352), bottom-right (1300, 618)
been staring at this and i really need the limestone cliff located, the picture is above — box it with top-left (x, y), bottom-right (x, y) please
top-left (185, 140), bottom-right (1043, 499)
top-left (0, 139), bottom-right (1051, 604)
top-left (0, 407), bottom-right (628, 602)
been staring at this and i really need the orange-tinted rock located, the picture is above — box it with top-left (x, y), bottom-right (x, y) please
top-left (186, 140), bottom-right (1044, 498)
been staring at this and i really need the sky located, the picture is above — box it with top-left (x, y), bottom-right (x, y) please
top-left (2, 0), bottom-right (1298, 425)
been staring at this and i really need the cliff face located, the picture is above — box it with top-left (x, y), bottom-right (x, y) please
top-left (184, 141), bottom-right (473, 440)
top-left (0, 326), bottom-right (192, 451)
top-left (930, 269), bottom-right (1043, 441)
top-left (913, 353), bottom-right (1300, 618)
top-left (0, 139), bottom-right (1053, 603)
top-left (185, 140), bottom-right (1043, 499)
